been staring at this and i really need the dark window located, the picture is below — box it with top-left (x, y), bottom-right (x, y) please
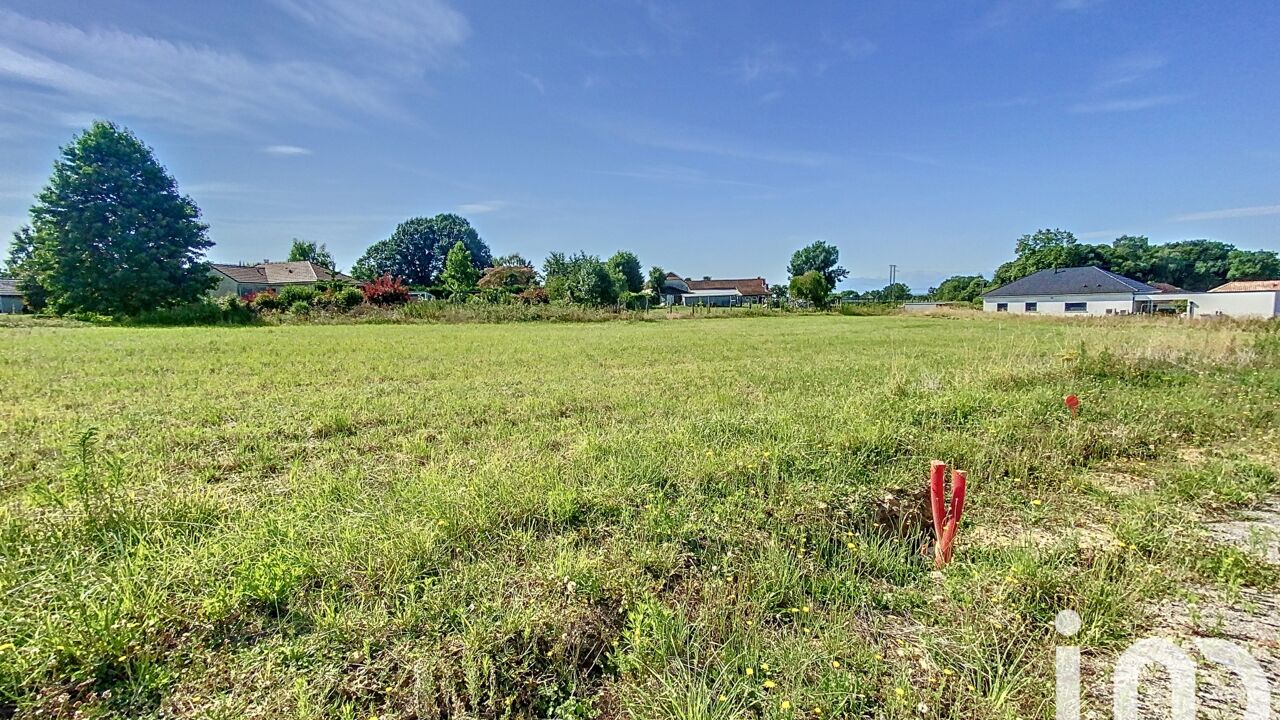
top-left (1065, 302), bottom-right (1088, 313)
top-left (996, 303), bottom-right (1008, 312)
top-left (1025, 302), bottom-right (1038, 312)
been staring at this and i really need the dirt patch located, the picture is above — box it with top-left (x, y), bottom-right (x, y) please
top-left (1082, 501), bottom-right (1280, 718)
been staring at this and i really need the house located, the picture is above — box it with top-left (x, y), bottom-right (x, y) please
top-left (982, 267), bottom-right (1160, 316)
top-left (1194, 280), bottom-right (1280, 318)
top-left (209, 261), bottom-right (356, 297)
top-left (0, 278), bottom-right (24, 314)
top-left (659, 273), bottom-right (770, 306)
top-left (983, 266), bottom-right (1280, 319)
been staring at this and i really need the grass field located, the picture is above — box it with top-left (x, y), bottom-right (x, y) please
top-left (1, 315), bottom-right (1278, 719)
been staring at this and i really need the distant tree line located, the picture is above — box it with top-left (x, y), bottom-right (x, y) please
top-left (928, 228), bottom-right (1280, 303)
top-left (8, 122), bottom-right (1278, 317)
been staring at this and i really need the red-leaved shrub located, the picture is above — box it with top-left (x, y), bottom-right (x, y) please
top-left (516, 287), bottom-right (549, 304)
top-left (361, 275), bottom-right (411, 306)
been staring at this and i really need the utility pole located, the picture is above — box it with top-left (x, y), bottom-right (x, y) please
top-left (889, 264), bottom-right (897, 285)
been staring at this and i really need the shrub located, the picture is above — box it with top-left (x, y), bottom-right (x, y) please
top-left (337, 286), bottom-right (365, 309)
top-left (516, 287), bottom-right (549, 304)
top-left (277, 285), bottom-right (318, 306)
top-left (288, 300), bottom-right (312, 315)
top-left (248, 289), bottom-right (282, 311)
top-left (128, 300), bottom-right (256, 326)
top-left (361, 275), bottom-right (411, 306)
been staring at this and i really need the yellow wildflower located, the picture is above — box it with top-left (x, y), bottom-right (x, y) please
top-left (745, 667), bottom-right (754, 676)
top-left (761, 663), bottom-right (770, 671)
top-left (894, 687), bottom-right (905, 697)
top-left (780, 700), bottom-right (792, 710)
top-left (763, 680), bottom-right (776, 689)
top-left (831, 660), bottom-right (841, 668)
top-left (1031, 499), bottom-right (1042, 506)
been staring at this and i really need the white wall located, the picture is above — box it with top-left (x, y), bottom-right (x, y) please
top-left (982, 293), bottom-right (1135, 316)
top-left (1190, 291), bottom-right (1280, 319)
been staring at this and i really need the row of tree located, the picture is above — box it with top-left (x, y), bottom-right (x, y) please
top-left (929, 229), bottom-right (1280, 303)
top-left (8, 122), bottom-right (1277, 316)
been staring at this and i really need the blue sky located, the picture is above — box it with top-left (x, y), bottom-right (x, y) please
top-left (1, 0), bottom-right (1277, 291)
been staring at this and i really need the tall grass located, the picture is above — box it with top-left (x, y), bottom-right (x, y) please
top-left (0, 316), bottom-right (1277, 718)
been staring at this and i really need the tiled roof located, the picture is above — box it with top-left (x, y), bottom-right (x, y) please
top-left (983, 266), bottom-right (1157, 297)
top-left (1209, 280), bottom-right (1280, 293)
top-left (1148, 282), bottom-right (1183, 293)
top-left (683, 277), bottom-right (770, 295)
top-left (0, 278), bottom-right (21, 296)
top-left (210, 261), bottom-right (354, 285)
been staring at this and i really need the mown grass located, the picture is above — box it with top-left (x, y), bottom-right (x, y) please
top-left (0, 315), bottom-right (1277, 719)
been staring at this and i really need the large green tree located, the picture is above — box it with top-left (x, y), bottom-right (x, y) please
top-left (5, 226), bottom-right (47, 311)
top-left (646, 266), bottom-right (667, 300)
top-left (440, 241), bottom-right (481, 297)
top-left (787, 241), bottom-right (848, 287)
top-left (789, 270), bottom-right (832, 307)
top-left (1226, 249), bottom-right (1280, 282)
top-left (14, 121), bottom-right (213, 315)
top-left (287, 238), bottom-right (335, 270)
top-left (992, 229), bottom-right (1087, 286)
top-left (352, 214), bottom-right (491, 286)
top-left (543, 251), bottom-right (623, 305)
top-left (930, 275), bottom-right (987, 302)
top-left (492, 252), bottom-right (531, 268)
top-left (607, 251), bottom-right (644, 293)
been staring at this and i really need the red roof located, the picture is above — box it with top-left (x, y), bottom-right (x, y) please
top-left (1210, 280), bottom-right (1280, 292)
top-left (684, 277), bottom-right (770, 295)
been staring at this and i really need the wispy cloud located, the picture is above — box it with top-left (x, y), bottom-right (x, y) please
top-left (1069, 94), bottom-right (1185, 113)
top-left (594, 165), bottom-right (772, 189)
top-left (0, 9), bottom-right (406, 132)
top-left (1172, 204), bottom-right (1280, 222)
top-left (262, 145), bottom-right (312, 156)
top-left (608, 118), bottom-right (834, 166)
top-left (1097, 51), bottom-right (1167, 88)
top-left (457, 200), bottom-right (507, 214)
top-left (1056, 0), bottom-right (1105, 10)
top-left (735, 45), bottom-right (797, 84)
top-left (268, 0), bottom-right (468, 64)
top-left (519, 72), bottom-right (545, 94)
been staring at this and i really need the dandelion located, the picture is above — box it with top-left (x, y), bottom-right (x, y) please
top-left (894, 687), bottom-right (905, 698)
top-left (1031, 499), bottom-right (1042, 506)
top-left (780, 700), bottom-right (792, 710)
top-left (942, 668), bottom-right (954, 676)
top-left (831, 660), bottom-right (841, 668)
top-left (802, 605), bottom-right (811, 613)
top-left (745, 667), bottom-right (754, 676)
top-left (763, 680), bottom-right (776, 689)
top-left (813, 707), bottom-right (823, 715)
top-left (875, 653), bottom-right (884, 661)
top-left (718, 694), bottom-right (728, 702)
top-left (761, 663), bottom-right (770, 671)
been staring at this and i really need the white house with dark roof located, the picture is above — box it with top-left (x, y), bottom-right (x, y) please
top-left (983, 266), bottom-right (1280, 318)
top-left (982, 266), bottom-right (1163, 316)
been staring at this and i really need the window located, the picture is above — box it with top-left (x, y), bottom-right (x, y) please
top-left (1065, 302), bottom-right (1088, 313)
top-left (1024, 302), bottom-right (1038, 312)
top-left (996, 303), bottom-right (1008, 312)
